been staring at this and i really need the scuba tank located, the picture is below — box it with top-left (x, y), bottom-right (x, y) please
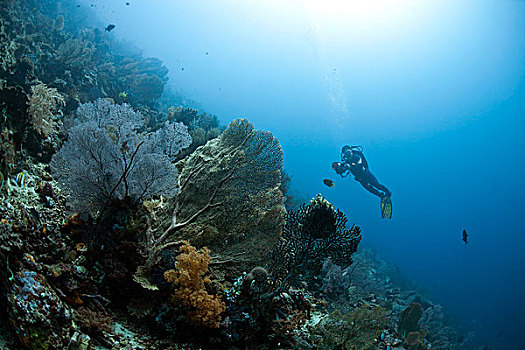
top-left (341, 145), bottom-right (363, 162)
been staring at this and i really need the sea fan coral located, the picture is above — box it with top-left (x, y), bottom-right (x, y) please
top-left (164, 241), bottom-right (225, 328)
top-left (135, 119), bottom-right (284, 288)
top-left (56, 38), bottom-right (93, 68)
top-left (50, 99), bottom-right (191, 215)
top-left (399, 303), bottom-right (423, 337)
top-left (270, 194), bottom-right (362, 290)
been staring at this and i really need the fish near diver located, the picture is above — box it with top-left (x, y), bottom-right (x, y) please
top-left (323, 179), bottom-right (335, 188)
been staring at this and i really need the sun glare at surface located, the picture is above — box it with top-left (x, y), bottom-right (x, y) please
top-left (302, 0), bottom-right (443, 44)
top-left (305, 0), bottom-right (413, 22)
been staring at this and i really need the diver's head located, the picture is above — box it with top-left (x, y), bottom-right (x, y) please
top-left (332, 162), bottom-right (345, 175)
top-left (341, 145), bottom-right (353, 162)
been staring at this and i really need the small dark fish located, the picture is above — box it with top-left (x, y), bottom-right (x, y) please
top-left (181, 67), bottom-right (184, 71)
top-left (462, 229), bottom-right (468, 245)
top-left (77, 5), bottom-right (80, 7)
top-left (28, 207), bottom-right (41, 227)
top-left (105, 24), bottom-right (116, 32)
top-left (126, 2), bottom-right (130, 5)
top-left (323, 179), bottom-right (335, 188)
top-left (205, 51), bottom-right (209, 55)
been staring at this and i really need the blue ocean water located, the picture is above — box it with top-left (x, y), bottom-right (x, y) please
top-left (90, 0), bottom-right (525, 348)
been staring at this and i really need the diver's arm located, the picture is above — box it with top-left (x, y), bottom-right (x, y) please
top-left (357, 152), bottom-right (369, 169)
top-left (340, 163), bottom-right (351, 177)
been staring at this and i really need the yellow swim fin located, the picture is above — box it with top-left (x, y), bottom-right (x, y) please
top-left (381, 195), bottom-right (392, 219)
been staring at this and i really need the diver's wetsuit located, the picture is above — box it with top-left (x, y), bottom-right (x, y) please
top-left (335, 146), bottom-right (391, 198)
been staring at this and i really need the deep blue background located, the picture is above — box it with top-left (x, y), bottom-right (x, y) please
top-left (88, 0), bottom-right (525, 347)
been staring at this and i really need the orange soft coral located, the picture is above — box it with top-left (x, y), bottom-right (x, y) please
top-left (164, 241), bottom-right (226, 328)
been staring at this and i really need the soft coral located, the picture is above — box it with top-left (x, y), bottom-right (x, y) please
top-left (164, 241), bottom-right (225, 328)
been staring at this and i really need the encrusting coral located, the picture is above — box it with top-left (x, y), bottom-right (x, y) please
top-left (309, 305), bottom-right (387, 350)
top-left (164, 241), bottom-right (225, 328)
top-left (404, 330), bottom-right (429, 350)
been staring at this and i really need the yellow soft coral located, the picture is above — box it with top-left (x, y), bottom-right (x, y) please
top-left (164, 241), bottom-right (225, 328)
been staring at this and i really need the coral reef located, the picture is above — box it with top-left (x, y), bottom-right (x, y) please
top-left (309, 305), bottom-right (387, 350)
top-left (399, 302), bottom-right (423, 337)
top-left (320, 258), bottom-right (351, 304)
top-left (56, 38), bottom-right (93, 69)
top-left (404, 331), bottom-right (429, 350)
top-left (270, 194), bottom-right (362, 290)
top-left (8, 269), bottom-right (80, 349)
top-left (0, 1), bottom-right (488, 349)
top-left (134, 119), bottom-right (285, 288)
top-left (419, 304), bottom-right (476, 350)
top-left (131, 73), bottom-right (165, 102)
top-left (167, 106), bottom-right (222, 160)
top-left (164, 241), bottom-right (226, 328)
top-left (0, 127), bottom-right (17, 176)
top-left (27, 82), bottom-right (65, 137)
top-left (101, 57), bottom-right (169, 105)
top-left (221, 271), bottom-right (314, 348)
top-left (50, 98), bottom-right (191, 215)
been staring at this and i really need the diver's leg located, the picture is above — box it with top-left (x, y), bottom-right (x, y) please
top-left (365, 171), bottom-right (391, 197)
top-left (360, 181), bottom-right (383, 197)
top-left (376, 184), bottom-right (391, 197)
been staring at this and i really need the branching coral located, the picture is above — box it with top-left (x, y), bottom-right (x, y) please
top-left (164, 241), bottom-right (225, 328)
top-left (270, 194), bottom-right (362, 290)
top-left (27, 83), bottom-right (65, 137)
top-left (0, 17), bottom-right (18, 76)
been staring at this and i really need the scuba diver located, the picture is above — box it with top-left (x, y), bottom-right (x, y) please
top-left (332, 145), bottom-right (392, 218)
